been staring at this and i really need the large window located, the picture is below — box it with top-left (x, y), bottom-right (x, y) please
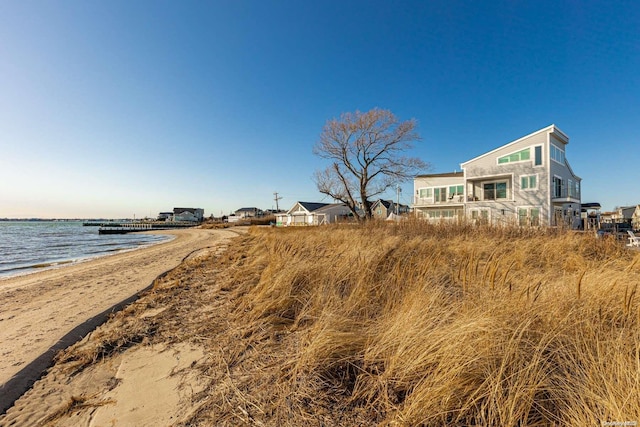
top-left (568, 180), bottom-right (580, 198)
top-left (498, 148), bottom-right (531, 164)
top-left (521, 175), bottom-right (537, 190)
top-left (550, 144), bottom-right (565, 164)
top-left (483, 182), bottom-right (507, 200)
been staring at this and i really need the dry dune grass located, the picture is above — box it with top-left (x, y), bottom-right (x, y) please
top-left (206, 221), bottom-right (640, 426)
top-left (25, 220), bottom-right (640, 426)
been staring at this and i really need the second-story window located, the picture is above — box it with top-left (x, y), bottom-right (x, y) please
top-left (434, 187), bottom-right (447, 202)
top-left (483, 182), bottom-right (507, 200)
top-left (553, 176), bottom-right (564, 198)
top-left (419, 188), bottom-right (432, 199)
top-left (568, 180), bottom-right (580, 198)
top-left (449, 185), bottom-right (464, 198)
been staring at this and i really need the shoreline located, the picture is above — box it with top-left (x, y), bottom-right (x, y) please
top-left (0, 227), bottom-right (245, 414)
top-left (0, 231), bottom-right (175, 282)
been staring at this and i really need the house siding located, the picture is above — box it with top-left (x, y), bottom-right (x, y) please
top-left (463, 131), bottom-right (550, 225)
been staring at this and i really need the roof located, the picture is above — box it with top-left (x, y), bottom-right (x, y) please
top-left (371, 199), bottom-right (409, 209)
top-left (581, 202), bottom-right (601, 210)
top-left (415, 172), bottom-right (464, 179)
top-left (235, 207), bottom-right (260, 212)
top-left (314, 203), bottom-right (348, 213)
top-left (460, 124), bottom-right (567, 168)
top-left (297, 202), bottom-right (331, 212)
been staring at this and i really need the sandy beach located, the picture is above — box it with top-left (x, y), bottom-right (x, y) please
top-left (0, 226), bottom-right (244, 419)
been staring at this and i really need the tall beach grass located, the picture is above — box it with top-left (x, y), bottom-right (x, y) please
top-left (206, 220), bottom-right (640, 426)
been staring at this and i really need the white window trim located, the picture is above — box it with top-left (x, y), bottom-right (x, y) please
top-left (552, 175), bottom-right (564, 198)
top-left (482, 179), bottom-right (510, 201)
top-left (520, 174), bottom-right (538, 191)
top-left (534, 145), bottom-right (544, 167)
top-left (469, 208), bottom-right (491, 222)
top-left (517, 206), bottom-right (542, 226)
top-left (550, 143), bottom-right (565, 165)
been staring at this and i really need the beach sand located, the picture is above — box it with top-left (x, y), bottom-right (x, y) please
top-left (0, 226), bottom-right (245, 423)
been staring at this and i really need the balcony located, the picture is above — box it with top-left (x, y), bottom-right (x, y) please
top-left (551, 189), bottom-right (580, 204)
top-left (414, 195), bottom-right (465, 207)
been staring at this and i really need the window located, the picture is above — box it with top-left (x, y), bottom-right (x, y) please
top-left (418, 188), bottom-right (432, 198)
top-left (518, 207), bottom-right (541, 226)
top-left (553, 176), bottom-right (563, 198)
top-left (550, 144), bottom-right (565, 164)
top-left (521, 175), bottom-right (537, 190)
top-left (434, 187), bottom-right (447, 202)
top-left (498, 148), bottom-right (531, 164)
top-left (534, 146), bottom-right (542, 166)
top-left (471, 209), bottom-right (490, 224)
top-left (483, 182), bottom-right (507, 200)
top-left (449, 185), bottom-right (464, 197)
top-left (426, 209), bottom-right (460, 220)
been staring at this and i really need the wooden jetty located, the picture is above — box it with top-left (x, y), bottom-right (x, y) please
top-left (98, 222), bottom-right (197, 234)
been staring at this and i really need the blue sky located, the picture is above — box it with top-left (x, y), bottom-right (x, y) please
top-left (1, 1), bottom-right (638, 218)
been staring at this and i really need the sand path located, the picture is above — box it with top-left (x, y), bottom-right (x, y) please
top-left (0, 226), bottom-right (243, 413)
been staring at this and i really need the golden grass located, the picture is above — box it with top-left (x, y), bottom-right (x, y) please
top-left (49, 220), bottom-right (640, 426)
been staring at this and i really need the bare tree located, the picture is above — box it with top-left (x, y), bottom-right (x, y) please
top-left (313, 108), bottom-right (428, 221)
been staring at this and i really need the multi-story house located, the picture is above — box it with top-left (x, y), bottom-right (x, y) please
top-left (414, 125), bottom-right (582, 227)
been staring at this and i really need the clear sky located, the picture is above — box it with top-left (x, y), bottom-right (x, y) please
top-left (1, 1), bottom-right (638, 219)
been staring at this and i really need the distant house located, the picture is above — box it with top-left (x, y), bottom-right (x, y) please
top-left (173, 207), bottom-right (204, 222)
top-left (234, 207), bottom-right (263, 218)
top-left (275, 202), bottom-right (352, 226)
top-left (370, 199), bottom-right (410, 220)
top-left (612, 206), bottom-right (636, 225)
top-left (413, 125), bottom-right (582, 228)
top-left (157, 212), bottom-right (173, 221)
top-left (633, 205), bottom-right (640, 231)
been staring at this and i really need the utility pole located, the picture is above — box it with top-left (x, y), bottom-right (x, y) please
top-left (273, 192), bottom-right (282, 212)
top-left (396, 185), bottom-right (401, 215)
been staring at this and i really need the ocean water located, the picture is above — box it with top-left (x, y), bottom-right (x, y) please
top-left (0, 221), bottom-right (171, 279)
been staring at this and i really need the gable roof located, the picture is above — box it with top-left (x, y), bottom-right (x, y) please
top-left (371, 199), bottom-right (409, 210)
top-left (460, 124), bottom-right (568, 168)
top-left (286, 202), bottom-right (333, 215)
top-left (298, 202), bottom-right (330, 212)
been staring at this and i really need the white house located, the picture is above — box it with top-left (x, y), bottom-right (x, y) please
top-left (173, 207), bottom-right (204, 222)
top-left (275, 202), bottom-right (352, 226)
top-left (234, 207), bottom-right (263, 218)
top-left (414, 125), bottom-right (582, 228)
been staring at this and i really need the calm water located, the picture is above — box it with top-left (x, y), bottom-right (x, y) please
top-left (0, 221), bottom-right (171, 279)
